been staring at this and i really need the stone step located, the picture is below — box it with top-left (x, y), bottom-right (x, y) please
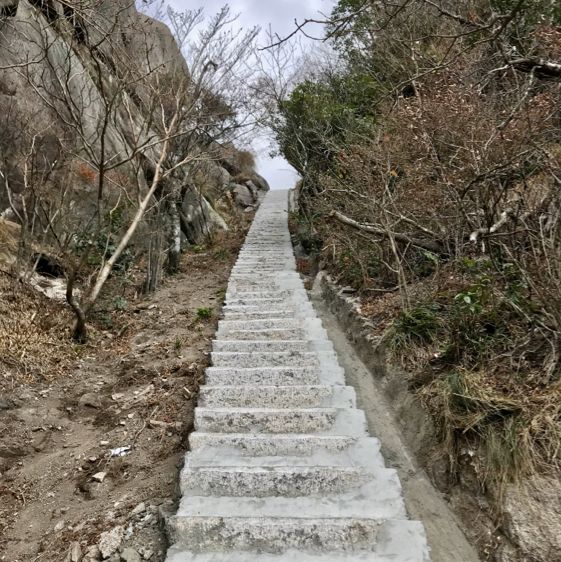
top-left (168, 517), bottom-right (426, 555)
top-left (234, 261), bottom-right (294, 265)
top-left (166, 519), bottom-right (430, 561)
top-left (233, 263), bottom-right (291, 267)
top-left (198, 385), bottom-right (356, 409)
top-left (205, 366), bottom-right (321, 386)
top-left (211, 351), bottom-right (321, 368)
top-left (180, 465), bottom-right (383, 497)
top-left (212, 340), bottom-right (310, 353)
top-left (194, 407), bottom-right (368, 435)
top-left (223, 329), bottom-right (308, 341)
top-left (224, 300), bottom-right (312, 309)
top-left (225, 298), bottom-right (285, 306)
top-left (186, 436), bottom-right (383, 467)
top-left (232, 269), bottom-right (287, 275)
top-left (222, 310), bottom-right (298, 320)
top-left (225, 291), bottom-right (291, 300)
top-left (222, 303), bottom-right (298, 311)
top-left (212, 332), bottom-right (334, 353)
top-left (178, 473), bottom-right (404, 516)
top-left (188, 433), bottom-right (367, 457)
top-left (217, 318), bottom-right (323, 332)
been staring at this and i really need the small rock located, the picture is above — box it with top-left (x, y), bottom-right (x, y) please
top-left (85, 544), bottom-right (102, 560)
top-left (120, 548), bottom-right (141, 562)
top-left (0, 397), bottom-right (15, 410)
top-left (131, 502), bottom-right (146, 516)
top-left (79, 393), bottom-right (103, 409)
top-left (54, 520), bottom-right (65, 532)
top-left (138, 548), bottom-right (153, 560)
top-left (70, 541), bottom-right (82, 562)
top-left (98, 526), bottom-right (124, 559)
top-left (80, 481), bottom-right (103, 500)
top-left (92, 471), bottom-right (107, 483)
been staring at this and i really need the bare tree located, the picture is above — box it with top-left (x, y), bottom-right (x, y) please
top-left (0, 0), bottom-right (259, 341)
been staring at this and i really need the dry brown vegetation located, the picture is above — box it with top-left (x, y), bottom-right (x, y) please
top-left (0, 221), bottom-right (250, 561)
top-left (278, 0), bottom-right (561, 498)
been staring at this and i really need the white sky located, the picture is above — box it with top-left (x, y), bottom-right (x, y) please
top-left (165, 0), bottom-right (334, 189)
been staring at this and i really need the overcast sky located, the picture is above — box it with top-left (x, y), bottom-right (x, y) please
top-left (165, 0), bottom-right (334, 190)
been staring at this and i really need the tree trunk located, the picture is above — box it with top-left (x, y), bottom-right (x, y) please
top-left (166, 198), bottom-right (182, 274)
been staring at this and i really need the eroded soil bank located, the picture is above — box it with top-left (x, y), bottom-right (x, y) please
top-left (0, 230), bottom-right (246, 562)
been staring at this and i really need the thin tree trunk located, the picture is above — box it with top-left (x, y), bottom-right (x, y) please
top-left (329, 210), bottom-right (445, 254)
top-left (84, 132), bottom-right (174, 317)
top-left (166, 197), bottom-right (182, 274)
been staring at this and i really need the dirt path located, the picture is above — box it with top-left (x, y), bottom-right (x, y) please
top-left (0, 231), bottom-right (245, 562)
top-left (310, 283), bottom-right (481, 562)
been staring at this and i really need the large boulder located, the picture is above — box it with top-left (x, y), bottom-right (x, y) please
top-left (182, 187), bottom-right (227, 243)
top-left (251, 173), bottom-right (270, 193)
top-left (497, 476), bottom-right (561, 562)
top-left (0, 1), bottom-right (230, 245)
top-left (196, 161), bottom-right (232, 202)
top-left (0, 219), bottom-right (20, 268)
top-left (232, 184), bottom-right (255, 208)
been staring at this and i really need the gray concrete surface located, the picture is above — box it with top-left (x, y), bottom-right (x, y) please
top-left (165, 190), bottom-right (431, 561)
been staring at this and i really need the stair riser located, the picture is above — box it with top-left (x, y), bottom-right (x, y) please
top-left (212, 341), bottom-right (310, 353)
top-left (220, 329), bottom-right (307, 341)
top-left (222, 311), bottom-right (297, 320)
top-left (195, 410), bottom-right (338, 434)
top-left (180, 467), bottom-right (366, 497)
top-left (211, 352), bottom-right (320, 368)
top-left (188, 434), bottom-right (358, 456)
top-left (169, 517), bottom-right (383, 554)
top-left (198, 386), bottom-right (354, 409)
top-left (225, 299), bottom-right (285, 306)
top-left (217, 319), bottom-right (322, 332)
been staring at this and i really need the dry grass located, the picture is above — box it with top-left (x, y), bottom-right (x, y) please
top-left (0, 273), bottom-right (77, 387)
top-left (420, 368), bottom-right (561, 493)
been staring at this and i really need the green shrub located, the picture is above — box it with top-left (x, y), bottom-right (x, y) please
top-left (391, 303), bottom-right (443, 350)
top-left (196, 307), bottom-right (213, 320)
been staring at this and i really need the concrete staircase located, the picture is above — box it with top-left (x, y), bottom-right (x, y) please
top-left (165, 190), bottom-right (431, 562)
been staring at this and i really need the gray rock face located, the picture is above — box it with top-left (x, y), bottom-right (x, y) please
top-left (182, 186), bottom-right (228, 243)
top-left (232, 184), bottom-right (255, 208)
top-left (0, 1), bottom-right (227, 242)
top-left (121, 548), bottom-right (142, 562)
top-left (499, 476), bottom-right (561, 561)
top-left (252, 173), bottom-right (271, 192)
top-left (99, 526), bottom-right (124, 559)
top-left (164, 190), bottom-right (431, 561)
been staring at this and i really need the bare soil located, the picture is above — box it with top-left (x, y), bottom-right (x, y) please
top-left (0, 227), bottom-right (247, 562)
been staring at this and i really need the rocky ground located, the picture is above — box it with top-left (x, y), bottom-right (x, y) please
top-left (0, 226), bottom-right (248, 562)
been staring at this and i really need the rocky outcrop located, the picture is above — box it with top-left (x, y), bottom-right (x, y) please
top-left (0, 0), bottom-right (265, 246)
top-left (0, 218), bottom-right (19, 268)
top-left (497, 476), bottom-right (561, 562)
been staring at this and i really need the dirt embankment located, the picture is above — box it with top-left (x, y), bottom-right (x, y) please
top-left (0, 229), bottom-right (246, 562)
